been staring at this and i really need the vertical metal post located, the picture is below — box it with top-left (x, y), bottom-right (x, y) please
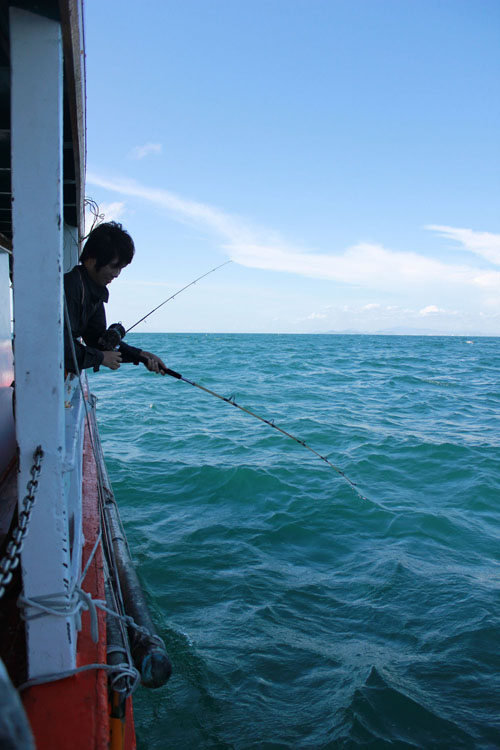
top-left (0, 250), bottom-right (15, 474)
top-left (10, 7), bottom-right (75, 676)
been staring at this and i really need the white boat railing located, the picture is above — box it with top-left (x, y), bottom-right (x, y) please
top-left (63, 373), bottom-right (86, 593)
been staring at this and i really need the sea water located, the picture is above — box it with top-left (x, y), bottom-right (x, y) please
top-left (92, 334), bottom-right (500, 750)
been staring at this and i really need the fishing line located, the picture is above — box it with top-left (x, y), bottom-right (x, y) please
top-left (160, 365), bottom-right (367, 500)
top-left (97, 251), bottom-right (364, 497)
top-left (125, 260), bottom-right (232, 334)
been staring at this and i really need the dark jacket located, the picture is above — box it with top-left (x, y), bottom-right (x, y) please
top-left (64, 265), bottom-right (142, 373)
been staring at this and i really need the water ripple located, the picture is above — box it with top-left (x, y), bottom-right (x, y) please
top-left (93, 334), bottom-right (500, 749)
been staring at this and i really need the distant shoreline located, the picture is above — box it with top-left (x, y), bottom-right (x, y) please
top-left (126, 331), bottom-right (500, 338)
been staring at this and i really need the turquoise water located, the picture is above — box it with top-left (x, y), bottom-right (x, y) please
top-left (92, 334), bottom-right (500, 749)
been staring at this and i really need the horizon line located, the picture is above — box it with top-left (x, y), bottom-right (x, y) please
top-left (124, 330), bottom-right (500, 337)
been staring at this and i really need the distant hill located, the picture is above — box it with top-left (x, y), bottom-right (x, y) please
top-left (320, 327), bottom-right (487, 336)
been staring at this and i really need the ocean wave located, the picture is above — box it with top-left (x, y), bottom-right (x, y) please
top-left (92, 334), bottom-right (500, 749)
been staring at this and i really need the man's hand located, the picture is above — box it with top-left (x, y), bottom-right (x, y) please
top-left (140, 350), bottom-right (167, 375)
top-left (102, 351), bottom-right (122, 370)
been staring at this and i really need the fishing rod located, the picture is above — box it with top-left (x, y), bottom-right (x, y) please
top-left (125, 260), bottom-right (232, 334)
top-left (160, 364), bottom-right (367, 500)
top-left (101, 260), bottom-right (365, 497)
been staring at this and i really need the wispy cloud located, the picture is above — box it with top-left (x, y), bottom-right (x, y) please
top-left (88, 172), bottom-right (245, 239)
top-left (307, 312), bottom-right (327, 320)
top-left (426, 225), bottom-right (500, 266)
top-left (100, 201), bottom-right (126, 221)
top-left (128, 143), bottom-right (163, 160)
top-left (87, 172), bottom-right (500, 298)
top-left (419, 305), bottom-right (446, 316)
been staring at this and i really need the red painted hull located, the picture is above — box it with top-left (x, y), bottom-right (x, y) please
top-left (22, 421), bottom-right (136, 749)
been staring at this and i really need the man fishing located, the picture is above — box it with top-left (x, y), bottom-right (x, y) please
top-left (64, 235), bottom-right (363, 493)
top-left (64, 221), bottom-right (167, 375)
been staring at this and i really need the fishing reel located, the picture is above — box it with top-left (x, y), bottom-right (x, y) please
top-left (98, 322), bottom-right (126, 351)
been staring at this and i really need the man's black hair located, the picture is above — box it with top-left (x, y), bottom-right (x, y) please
top-left (80, 222), bottom-right (135, 270)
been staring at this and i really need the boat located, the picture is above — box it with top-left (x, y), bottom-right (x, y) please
top-left (0, 2), bottom-right (171, 747)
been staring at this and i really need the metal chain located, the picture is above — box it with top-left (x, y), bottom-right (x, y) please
top-left (0, 446), bottom-right (44, 599)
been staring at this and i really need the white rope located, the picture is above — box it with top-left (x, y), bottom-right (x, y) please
top-left (18, 661), bottom-right (140, 695)
top-left (18, 586), bottom-right (164, 648)
top-left (79, 528), bottom-right (102, 589)
top-left (16, 586), bottom-right (147, 697)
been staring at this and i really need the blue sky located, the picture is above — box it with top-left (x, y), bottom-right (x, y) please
top-left (84, 0), bottom-right (500, 335)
